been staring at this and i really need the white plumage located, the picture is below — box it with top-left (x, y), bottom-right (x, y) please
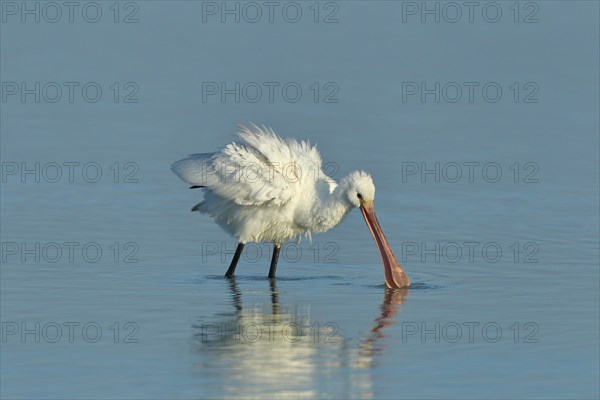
top-left (171, 124), bottom-right (410, 288)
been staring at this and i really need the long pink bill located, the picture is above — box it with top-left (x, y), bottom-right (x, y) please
top-left (360, 201), bottom-right (410, 289)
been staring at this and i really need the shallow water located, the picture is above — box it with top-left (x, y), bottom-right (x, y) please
top-left (1, 2), bottom-right (599, 399)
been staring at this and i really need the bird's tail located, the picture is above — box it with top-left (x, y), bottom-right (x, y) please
top-left (171, 153), bottom-right (214, 186)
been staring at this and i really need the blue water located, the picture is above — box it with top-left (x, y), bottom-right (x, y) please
top-left (1, 1), bottom-right (598, 399)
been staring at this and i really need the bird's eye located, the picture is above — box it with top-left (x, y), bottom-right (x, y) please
top-left (357, 193), bottom-right (363, 199)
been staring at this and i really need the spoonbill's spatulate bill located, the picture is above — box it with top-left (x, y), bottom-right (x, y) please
top-left (171, 125), bottom-right (410, 288)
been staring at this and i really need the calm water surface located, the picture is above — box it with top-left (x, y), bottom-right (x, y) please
top-left (1, 2), bottom-right (598, 399)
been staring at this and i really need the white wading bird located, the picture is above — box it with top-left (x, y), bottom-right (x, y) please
top-left (171, 125), bottom-right (410, 288)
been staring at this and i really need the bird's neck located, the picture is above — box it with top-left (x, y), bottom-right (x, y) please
top-left (308, 186), bottom-right (353, 233)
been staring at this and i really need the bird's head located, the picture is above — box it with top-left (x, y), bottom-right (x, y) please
top-left (341, 171), bottom-right (376, 208)
top-left (339, 170), bottom-right (410, 289)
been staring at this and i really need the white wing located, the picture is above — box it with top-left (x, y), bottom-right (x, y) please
top-left (171, 125), bottom-right (327, 207)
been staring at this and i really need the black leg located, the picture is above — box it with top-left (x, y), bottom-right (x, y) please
top-left (225, 243), bottom-right (244, 278)
top-left (227, 277), bottom-right (242, 313)
top-left (269, 278), bottom-right (279, 315)
top-left (268, 244), bottom-right (281, 279)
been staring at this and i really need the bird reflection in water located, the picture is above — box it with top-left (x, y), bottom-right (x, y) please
top-left (357, 288), bottom-right (409, 368)
top-left (193, 280), bottom-right (409, 399)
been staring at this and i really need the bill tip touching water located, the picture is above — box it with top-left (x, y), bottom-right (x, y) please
top-left (171, 124), bottom-right (410, 288)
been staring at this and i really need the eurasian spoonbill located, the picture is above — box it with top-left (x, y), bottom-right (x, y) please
top-left (171, 125), bottom-right (410, 288)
